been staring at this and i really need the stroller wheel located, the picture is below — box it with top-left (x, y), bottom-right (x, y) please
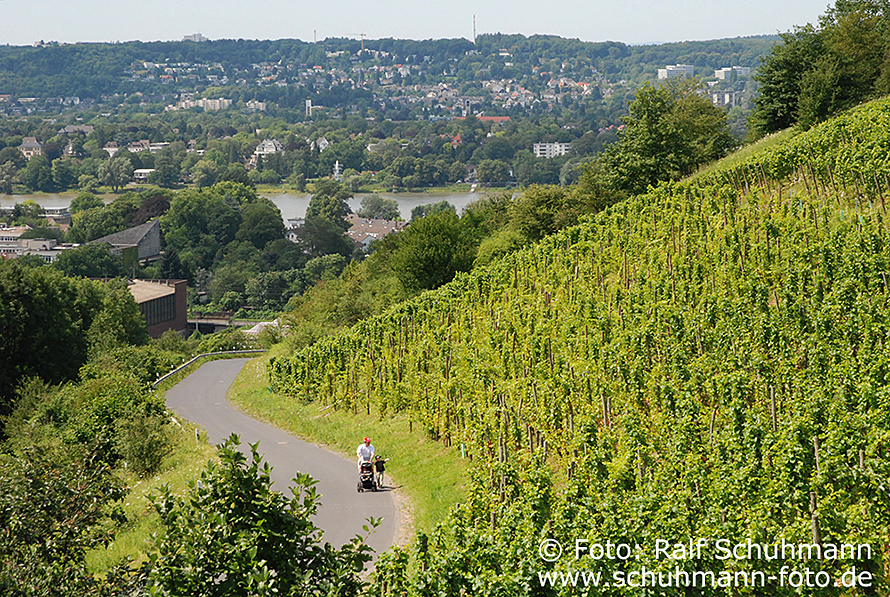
top-left (357, 483), bottom-right (363, 492)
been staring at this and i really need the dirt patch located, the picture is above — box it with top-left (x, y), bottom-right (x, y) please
top-left (388, 481), bottom-right (415, 547)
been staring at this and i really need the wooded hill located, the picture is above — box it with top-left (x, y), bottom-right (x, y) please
top-left (0, 34), bottom-right (775, 103)
top-left (269, 97), bottom-right (890, 594)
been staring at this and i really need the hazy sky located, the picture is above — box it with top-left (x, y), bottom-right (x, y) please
top-left (1, 0), bottom-right (831, 46)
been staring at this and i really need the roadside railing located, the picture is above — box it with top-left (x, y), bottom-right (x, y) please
top-left (152, 349), bottom-right (268, 388)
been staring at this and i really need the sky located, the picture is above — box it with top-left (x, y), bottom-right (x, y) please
top-left (0, 0), bottom-right (832, 47)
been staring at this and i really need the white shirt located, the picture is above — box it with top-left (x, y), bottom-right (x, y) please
top-left (357, 443), bottom-right (375, 462)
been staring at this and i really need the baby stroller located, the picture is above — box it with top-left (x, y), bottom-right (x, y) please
top-left (357, 459), bottom-right (377, 492)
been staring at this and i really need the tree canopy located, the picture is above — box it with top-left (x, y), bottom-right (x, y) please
top-left (752, 0), bottom-right (890, 134)
top-left (598, 80), bottom-right (736, 196)
top-left (0, 261), bottom-right (146, 417)
top-left (300, 180), bottom-right (353, 257)
top-left (357, 194), bottom-right (400, 220)
top-left (390, 210), bottom-right (476, 293)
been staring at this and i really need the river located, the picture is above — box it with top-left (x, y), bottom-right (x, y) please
top-left (0, 191), bottom-right (485, 223)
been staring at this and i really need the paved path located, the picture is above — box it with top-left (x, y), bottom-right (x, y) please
top-left (164, 358), bottom-right (395, 554)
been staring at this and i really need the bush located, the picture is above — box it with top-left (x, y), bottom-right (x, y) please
top-left (79, 345), bottom-right (181, 386)
top-left (0, 446), bottom-right (127, 596)
top-left (149, 435), bottom-right (377, 596)
top-left (114, 408), bottom-right (172, 476)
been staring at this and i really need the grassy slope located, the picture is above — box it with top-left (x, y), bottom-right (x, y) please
top-left (85, 424), bottom-right (216, 572)
top-left (691, 128), bottom-right (798, 180)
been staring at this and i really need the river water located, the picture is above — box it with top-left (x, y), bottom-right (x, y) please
top-left (0, 191), bottom-right (485, 223)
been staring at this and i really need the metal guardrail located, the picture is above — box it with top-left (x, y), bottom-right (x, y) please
top-left (152, 349), bottom-right (268, 388)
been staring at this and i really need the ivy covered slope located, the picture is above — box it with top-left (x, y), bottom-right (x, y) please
top-left (270, 99), bottom-right (890, 594)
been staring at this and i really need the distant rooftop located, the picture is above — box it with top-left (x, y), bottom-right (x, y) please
top-left (128, 279), bottom-right (177, 303)
top-left (90, 219), bottom-right (158, 248)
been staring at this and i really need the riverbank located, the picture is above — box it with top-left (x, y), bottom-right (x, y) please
top-left (254, 182), bottom-right (487, 196)
top-left (1, 186), bottom-right (497, 222)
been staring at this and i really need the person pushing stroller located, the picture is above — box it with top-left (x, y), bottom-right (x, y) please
top-left (356, 437), bottom-right (375, 471)
top-left (356, 437), bottom-right (377, 492)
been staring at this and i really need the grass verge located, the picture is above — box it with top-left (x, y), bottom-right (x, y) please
top-left (227, 349), bottom-right (466, 535)
top-left (84, 422), bottom-right (217, 572)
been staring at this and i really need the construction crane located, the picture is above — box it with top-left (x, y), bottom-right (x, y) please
top-left (350, 33), bottom-right (367, 54)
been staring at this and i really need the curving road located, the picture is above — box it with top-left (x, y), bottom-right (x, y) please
top-left (164, 358), bottom-right (395, 554)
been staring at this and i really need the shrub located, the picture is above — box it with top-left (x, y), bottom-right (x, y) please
top-left (149, 435), bottom-right (377, 596)
top-left (114, 407), bottom-right (172, 476)
top-left (196, 329), bottom-right (259, 353)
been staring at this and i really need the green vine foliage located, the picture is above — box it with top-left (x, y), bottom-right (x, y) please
top-left (269, 98), bottom-right (890, 595)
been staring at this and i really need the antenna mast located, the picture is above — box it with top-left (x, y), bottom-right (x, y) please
top-left (473, 15), bottom-right (477, 45)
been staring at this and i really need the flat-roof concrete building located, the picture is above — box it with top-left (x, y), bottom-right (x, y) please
top-left (128, 279), bottom-right (188, 338)
top-left (533, 142), bottom-right (572, 158)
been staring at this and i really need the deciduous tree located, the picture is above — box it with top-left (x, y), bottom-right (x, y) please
top-left (390, 210), bottom-right (475, 292)
top-left (98, 155), bottom-right (134, 192)
top-left (357, 194), bottom-right (400, 220)
top-left (598, 80), bottom-right (735, 195)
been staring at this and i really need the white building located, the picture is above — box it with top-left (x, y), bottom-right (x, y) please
top-left (199, 98), bottom-right (231, 111)
top-left (254, 139), bottom-right (284, 156)
top-left (533, 142), bottom-right (572, 159)
top-left (715, 66), bottom-right (751, 80)
top-left (313, 137), bottom-right (330, 152)
top-left (709, 90), bottom-right (742, 107)
top-left (133, 169), bottom-right (156, 183)
top-left (0, 227), bottom-right (70, 262)
top-left (166, 97), bottom-right (232, 112)
top-left (657, 64), bottom-right (695, 80)
top-left (285, 218), bottom-right (305, 243)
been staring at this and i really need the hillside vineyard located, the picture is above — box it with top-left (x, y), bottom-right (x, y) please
top-left (270, 99), bottom-right (890, 593)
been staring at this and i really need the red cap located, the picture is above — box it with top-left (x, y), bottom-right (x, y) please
top-left (364, 437), bottom-right (370, 442)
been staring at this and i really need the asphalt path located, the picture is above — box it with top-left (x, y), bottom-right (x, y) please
top-left (164, 358), bottom-right (395, 554)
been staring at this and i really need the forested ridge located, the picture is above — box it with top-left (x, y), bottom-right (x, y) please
top-left (0, 34), bottom-right (774, 100)
top-left (269, 97), bottom-right (890, 594)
